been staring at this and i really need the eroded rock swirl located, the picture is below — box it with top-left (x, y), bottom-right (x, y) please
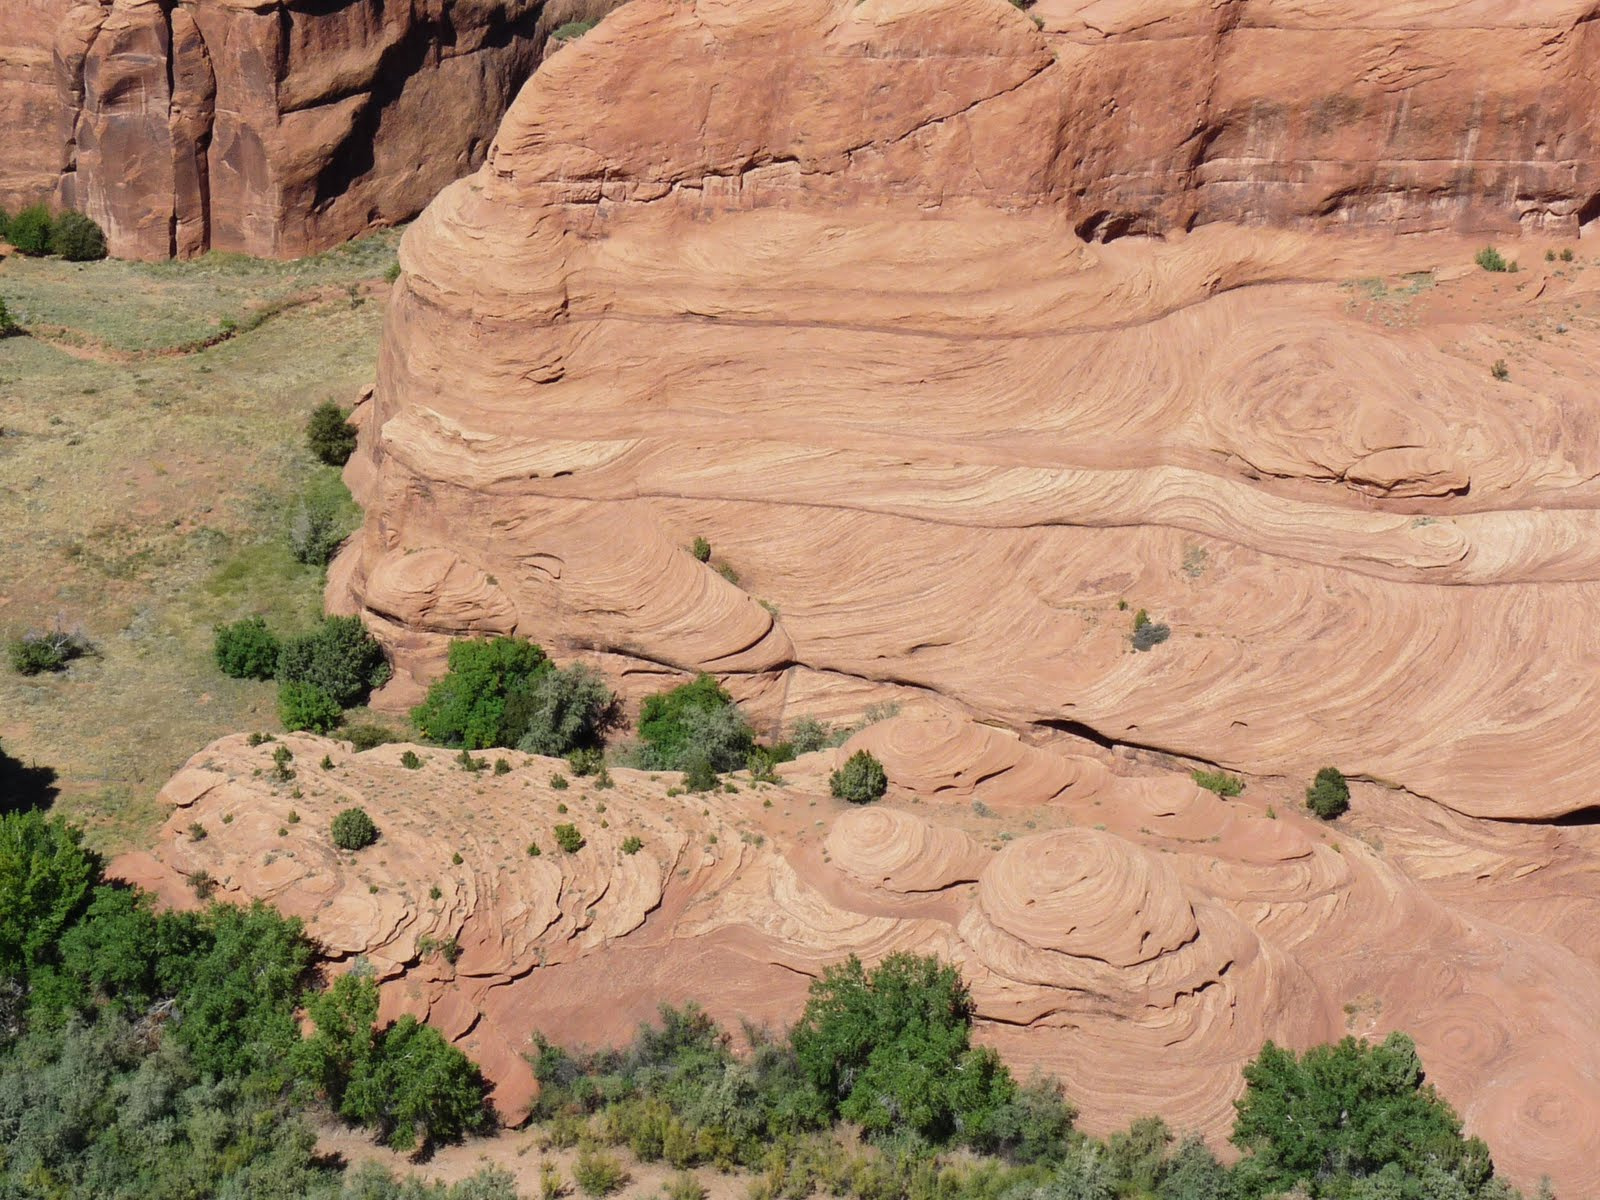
top-left (125, 0), bottom-right (1600, 1191)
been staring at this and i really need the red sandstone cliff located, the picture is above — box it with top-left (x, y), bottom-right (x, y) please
top-left (0, 0), bottom-right (618, 259)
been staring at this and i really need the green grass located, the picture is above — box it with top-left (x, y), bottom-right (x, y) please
top-left (0, 238), bottom-right (393, 851)
top-left (0, 230), bottom-right (399, 353)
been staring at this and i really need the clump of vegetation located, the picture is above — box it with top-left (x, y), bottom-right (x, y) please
top-left (413, 636), bottom-right (617, 754)
top-left (306, 401), bottom-right (359, 466)
top-left (1131, 608), bottom-right (1172, 652)
top-left (457, 747), bottom-right (487, 773)
top-left (417, 934), bottom-right (462, 966)
top-left (494, 757), bottom-right (511, 775)
top-left (683, 756), bottom-right (719, 793)
top-left (1475, 246), bottom-right (1514, 273)
top-left (747, 746), bottom-right (783, 783)
top-left (213, 615), bottom-right (281, 680)
top-left (690, 536), bottom-right (712, 562)
top-left (1305, 766), bottom-right (1351, 819)
top-left (554, 823), bottom-right (585, 853)
top-left (7, 204), bottom-right (53, 256)
top-left (551, 18), bottom-right (597, 41)
top-left (830, 750), bottom-right (888, 804)
top-left (573, 1147), bottom-right (629, 1196)
top-left (400, 749), bottom-right (424, 769)
top-left (621, 836), bottom-right (644, 855)
top-left (331, 806), bottom-right (380, 850)
top-left (567, 747), bottom-right (604, 777)
top-left (550, 772), bottom-right (570, 790)
top-left (48, 210), bottom-right (108, 262)
top-left (270, 743), bottom-right (296, 782)
top-left (639, 674), bottom-right (754, 771)
top-left (1491, 358), bottom-right (1510, 381)
top-left (1562, 247), bottom-right (1576, 262)
top-left (0, 297), bottom-right (17, 337)
top-left (1192, 768), bottom-right (1245, 798)
top-left (277, 614), bottom-right (390, 710)
top-left (788, 715), bottom-right (834, 754)
top-left (7, 627), bottom-right (93, 675)
top-left (346, 722), bottom-right (400, 751)
top-left (288, 479), bottom-right (353, 566)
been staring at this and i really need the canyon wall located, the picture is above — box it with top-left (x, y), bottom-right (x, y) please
top-left (7, 0), bottom-right (1600, 259)
top-left (0, 0), bottom-right (618, 259)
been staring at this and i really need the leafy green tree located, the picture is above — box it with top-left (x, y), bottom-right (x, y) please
top-left (789, 953), bottom-right (1014, 1143)
top-left (307, 401), bottom-right (359, 466)
top-left (1232, 1032), bottom-right (1495, 1199)
top-left (829, 750), bottom-right (888, 804)
top-left (638, 675), bottom-right (753, 770)
top-left (341, 1014), bottom-right (491, 1151)
top-left (0, 811), bottom-right (100, 985)
top-left (277, 615), bottom-right (390, 709)
top-left (412, 636), bottom-right (549, 749)
top-left (8, 204), bottom-right (52, 256)
top-left (214, 616), bottom-right (280, 679)
top-left (168, 901), bottom-right (315, 1078)
top-left (48, 211), bottom-right (107, 261)
top-left (295, 970), bottom-right (381, 1111)
top-left (1306, 767), bottom-right (1351, 820)
top-left (279, 680), bottom-right (343, 733)
top-left (508, 662), bottom-right (617, 755)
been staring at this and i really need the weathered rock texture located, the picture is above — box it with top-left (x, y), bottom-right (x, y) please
top-left (119, 715), bottom-right (1600, 1195)
top-left (10, 0), bottom-right (1600, 258)
top-left (0, 0), bottom-right (618, 259)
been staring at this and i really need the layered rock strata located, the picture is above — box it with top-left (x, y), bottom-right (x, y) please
top-left (0, 0), bottom-right (618, 259)
top-left (118, 713), bottom-right (1600, 1195)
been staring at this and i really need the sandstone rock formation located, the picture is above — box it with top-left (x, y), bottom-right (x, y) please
top-left (118, 713), bottom-right (1600, 1194)
top-left (0, 0), bottom-right (619, 259)
top-left (10, 0), bottom-right (1600, 258)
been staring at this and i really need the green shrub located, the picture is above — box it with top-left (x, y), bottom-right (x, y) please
top-left (270, 743), bottom-right (295, 781)
top-left (8, 204), bottom-right (52, 256)
top-left (554, 823), bottom-right (585, 853)
top-left (7, 628), bottom-right (92, 675)
top-left (550, 772), bottom-right (569, 789)
top-left (527, 841), bottom-right (542, 857)
top-left (339, 1013), bottom-right (491, 1151)
top-left (621, 836), bottom-right (644, 855)
top-left (0, 298), bottom-right (17, 337)
top-left (573, 1147), bottom-right (629, 1196)
top-left (47, 210), bottom-right (107, 261)
top-left (1131, 609), bottom-right (1172, 651)
top-left (1491, 358), bottom-right (1509, 381)
top-left (306, 401), bottom-right (358, 467)
top-left (277, 615), bottom-right (390, 709)
top-left (384, 260), bottom-right (402, 283)
top-left (788, 716), bottom-right (833, 754)
top-left (683, 755), bottom-right (718, 793)
top-left (747, 747), bottom-right (782, 783)
top-left (1474, 245), bottom-right (1510, 272)
top-left (0, 207), bottom-right (8, 238)
top-left (1192, 769), bottom-right (1245, 798)
top-left (829, 750), bottom-right (887, 804)
top-left (1562, 247), bottom-right (1576, 262)
top-left (510, 663), bottom-right (618, 756)
top-left (331, 807), bottom-right (379, 851)
top-left (1305, 766), bottom-right (1350, 819)
top-left (213, 615), bottom-right (280, 680)
top-left (346, 722), bottom-right (400, 750)
top-left (664, 1172), bottom-right (707, 1200)
top-left (400, 749), bottom-right (423, 769)
top-left (413, 636), bottom-right (549, 749)
top-left (494, 757), bottom-right (511, 775)
top-left (715, 562), bottom-right (740, 585)
top-left (288, 488), bottom-right (347, 566)
top-left (551, 19), bottom-right (598, 41)
top-left (690, 536), bottom-right (712, 562)
top-left (567, 746), bottom-right (604, 777)
top-left (639, 675), bottom-right (754, 771)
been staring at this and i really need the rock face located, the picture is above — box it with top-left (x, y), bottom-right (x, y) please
top-left (120, 714), bottom-right (1600, 1195)
top-left (0, 0), bottom-right (618, 259)
top-left (9, 0), bottom-right (1600, 259)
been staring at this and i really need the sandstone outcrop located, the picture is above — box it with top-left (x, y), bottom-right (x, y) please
top-left (118, 713), bottom-right (1600, 1194)
top-left (10, 0), bottom-right (1600, 258)
top-left (0, 0), bottom-right (619, 259)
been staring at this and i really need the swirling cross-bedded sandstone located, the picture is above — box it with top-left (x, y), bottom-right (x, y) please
top-left (336, 0), bottom-right (1600, 819)
top-left (119, 711), bottom-right (1600, 1194)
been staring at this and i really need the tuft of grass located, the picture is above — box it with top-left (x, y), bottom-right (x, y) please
top-left (1192, 768), bottom-right (1245, 797)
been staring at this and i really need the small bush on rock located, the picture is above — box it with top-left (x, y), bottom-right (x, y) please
top-left (1305, 766), bottom-right (1350, 819)
top-left (8, 205), bottom-right (52, 256)
top-left (213, 616), bottom-right (279, 680)
top-left (554, 823), bottom-right (584, 853)
top-left (829, 750), bottom-right (887, 804)
top-left (638, 675), bottom-right (754, 771)
top-left (346, 722), bottom-right (399, 751)
top-left (1192, 769), bottom-right (1245, 798)
top-left (306, 401), bottom-right (359, 466)
top-left (48, 211), bottom-right (107, 261)
top-left (1474, 245), bottom-right (1511, 273)
top-left (683, 755), bottom-right (718, 793)
top-left (331, 807), bottom-right (379, 850)
top-left (573, 1147), bottom-right (628, 1197)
